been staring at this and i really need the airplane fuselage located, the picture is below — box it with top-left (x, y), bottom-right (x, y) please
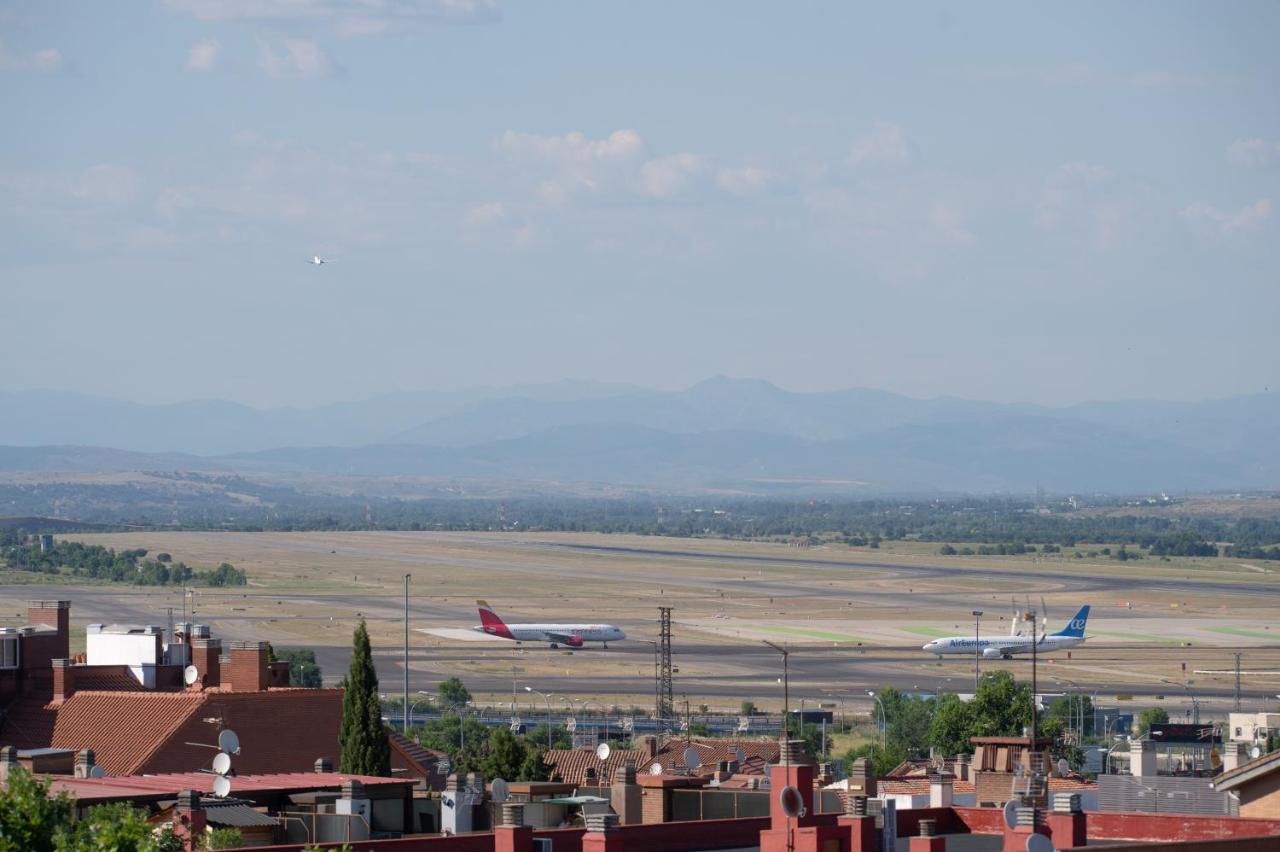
top-left (923, 634), bottom-right (1084, 658)
top-left (472, 623), bottom-right (626, 645)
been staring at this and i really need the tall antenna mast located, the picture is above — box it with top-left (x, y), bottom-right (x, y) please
top-left (658, 607), bottom-right (674, 731)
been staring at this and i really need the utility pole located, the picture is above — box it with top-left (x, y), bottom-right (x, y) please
top-left (763, 640), bottom-right (790, 745)
top-left (403, 574), bottom-right (410, 733)
top-left (972, 610), bottom-right (984, 693)
top-left (1228, 649), bottom-right (1239, 711)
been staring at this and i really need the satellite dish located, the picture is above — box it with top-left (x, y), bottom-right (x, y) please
top-left (491, 778), bottom-right (510, 802)
top-left (212, 775), bottom-right (231, 798)
top-left (1057, 758), bottom-right (1069, 775)
top-left (596, 742), bottom-right (612, 761)
top-left (735, 748), bottom-right (747, 765)
top-left (89, 765), bottom-right (105, 779)
top-left (649, 762), bottom-right (663, 775)
top-left (212, 752), bottom-right (232, 776)
top-left (683, 747), bottom-right (702, 771)
top-left (183, 666), bottom-right (199, 686)
top-left (1003, 800), bottom-right (1019, 830)
top-left (217, 730), bottom-right (240, 755)
top-left (566, 717), bottom-right (577, 733)
top-left (1025, 833), bottom-right (1054, 852)
top-left (779, 785), bottom-right (803, 818)
top-left (1251, 745), bottom-right (1262, 759)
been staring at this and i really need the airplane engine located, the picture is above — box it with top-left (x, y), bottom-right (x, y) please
top-left (565, 636), bottom-right (584, 648)
top-left (982, 648), bottom-right (1005, 659)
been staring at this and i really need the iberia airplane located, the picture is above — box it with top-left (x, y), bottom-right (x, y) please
top-left (473, 600), bottom-right (626, 648)
top-left (922, 605), bottom-right (1091, 660)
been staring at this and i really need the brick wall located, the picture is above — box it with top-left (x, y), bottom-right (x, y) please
top-left (191, 639), bottom-right (221, 688)
top-left (1237, 769), bottom-right (1280, 820)
top-left (227, 641), bottom-right (268, 693)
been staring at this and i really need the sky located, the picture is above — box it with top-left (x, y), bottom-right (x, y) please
top-left (1, 1), bottom-right (1278, 409)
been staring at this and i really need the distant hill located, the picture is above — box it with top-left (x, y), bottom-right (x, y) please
top-left (0, 379), bottom-right (1276, 494)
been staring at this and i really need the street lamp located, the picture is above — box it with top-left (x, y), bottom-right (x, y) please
top-left (971, 611), bottom-right (984, 693)
top-left (525, 686), bottom-right (553, 750)
top-left (762, 641), bottom-right (790, 748)
top-left (868, 691), bottom-right (886, 750)
top-left (1161, 678), bottom-right (1200, 725)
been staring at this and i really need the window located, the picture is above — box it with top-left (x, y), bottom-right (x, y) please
top-left (0, 637), bottom-right (18, 669)
top-left (1235, 727), bottom-right (1242, 736)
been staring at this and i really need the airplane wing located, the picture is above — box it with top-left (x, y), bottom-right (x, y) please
top-left (545, 631), bottom-right (584, 646)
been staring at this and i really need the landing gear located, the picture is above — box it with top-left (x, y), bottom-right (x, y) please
top-left (550, 643), bottom-right (559, 649)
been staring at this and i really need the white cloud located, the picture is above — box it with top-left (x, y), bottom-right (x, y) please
top-left (1227, 138), bottom-right (1279, 169)
top-left (1180, 198), bottom-right (1273, 235)
top-left (0, 40), bottom-right (64, 73)
top-left (926, 201), bottom-right (975, 247)
top-left (637, 153), bottom-right (703, 198)
top-left (496, 129), bottom-right (644, 165)
top-left (257, 39), bottom-right (330, 78)
top-left (164, 0), bottom-right (500, 33)
top-left (849, 121), bottom-right (913, 167)
top-left (69, 164), bottom-right (141, 206)
top-left (462, 201), bottom-right (506, 227)
top-left (185, 38), bottom-right (220, 72)
top-left (1034, 162), bottom-right (1133, 250)
top-left (716, 166), bottom-right (773, 196)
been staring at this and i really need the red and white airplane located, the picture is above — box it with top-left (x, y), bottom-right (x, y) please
top-left (473, 600), bottom-right (626, 649)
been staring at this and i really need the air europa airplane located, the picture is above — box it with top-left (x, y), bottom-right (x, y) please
top-left (473, 600), bottom-right (626, 648)
top-left (922, 605), bottom-right (1091, 660)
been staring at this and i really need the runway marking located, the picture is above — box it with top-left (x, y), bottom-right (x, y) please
top-left (418, 628), bottom-right (509, 643)
top-left (1206, 626), bottom-right (1278, 640)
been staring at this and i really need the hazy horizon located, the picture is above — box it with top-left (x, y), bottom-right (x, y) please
top-left (3, 2), bottom-right (1277, 409)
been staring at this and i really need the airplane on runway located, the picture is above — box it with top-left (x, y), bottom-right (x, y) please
top-left (473, 600), bottom-right (626, 648)
top-left (922, 605), bottom-right (1090, 660)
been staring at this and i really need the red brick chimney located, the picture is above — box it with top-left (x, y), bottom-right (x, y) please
top-left (227, 641), bottom-right (268, 693)
top-left (27, 600), bottom-right (70, 659)
top-left (51, 658), bottom-right (75, 703)
top-left (191, 638), bottom-right (222, 689)
top-left (172, 790), bottom-right (207, 852)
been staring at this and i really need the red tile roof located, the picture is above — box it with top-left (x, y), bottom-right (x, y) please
top-left (50, 691), bottom-right (207, 775)
top-left (544, 738), bottom-right (781, 786)
top-left (387, 728), bottom-right (449, 790)
top-left (47, 771), bottom-right (414, 805)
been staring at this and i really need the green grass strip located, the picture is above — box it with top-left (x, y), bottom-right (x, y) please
top-left (1205, 626), bottom-right (1279, 641)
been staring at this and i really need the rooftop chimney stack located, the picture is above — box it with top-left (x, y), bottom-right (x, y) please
top-left (74, 749), bottom-right (96, 778)
top-left (1222, 741), bottom-right (1250, 773)
top-left (191, 638), bottom-right (221, 689)
top-left (27, 600), bottom-right (70, 660)
top-left (52, 658), bottom-right (75, 703)
top-left (228, 641), bottom-right (269, 692)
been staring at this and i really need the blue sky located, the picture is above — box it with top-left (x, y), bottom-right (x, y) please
top-left (2, 1), bottom-right (1277, 407)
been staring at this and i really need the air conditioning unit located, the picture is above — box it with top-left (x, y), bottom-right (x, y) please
top-left (533, 838), bottom-right (553, 852)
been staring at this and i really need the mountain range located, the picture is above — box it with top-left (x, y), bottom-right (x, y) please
top-left (1, 378), bottom-right (1276, 494)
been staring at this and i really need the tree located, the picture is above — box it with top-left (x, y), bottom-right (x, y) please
top-left (525, 723), bottom-right (573, 751)
top-left (56, 802), bottom-right (155, 852)
top-left (203, 827), bottom-right (244, 849)
top-left (274, 647), bottom-right (323, 688)
top-left (740, 700), bottom-right (757, 716)
top-left (1136, 707), bottom-right (1169, 737)
top-left (970, 672), bottom-right (1033, 738)
top-left (0, 766), bottom-right (73, 852)
top-left (339, 620), bottom-right (391, 776)
top-left (438, 677), bottom-right (471, 709)
top-left (411, 714), bottom-right (490, 758)
top-left (479, 727), bottom-right (550, 781)
top-left (929, 693), bottom-right (978, 756)
top-left (844, 743), bottom-right (907, 778)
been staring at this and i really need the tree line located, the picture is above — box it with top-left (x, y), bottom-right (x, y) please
top-left (0, 533), bottom-right (248, 586)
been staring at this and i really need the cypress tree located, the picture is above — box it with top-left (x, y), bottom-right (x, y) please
top-left (339, 620), bottom-right (391, 775)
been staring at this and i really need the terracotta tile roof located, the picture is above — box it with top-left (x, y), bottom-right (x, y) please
top-left (544, 738), bottom-right (780, 786)
top-left (4, 688), bottom-right (343, 777)
top-left (387, 728), bottom-right (449, 790)
top-left (48, 771), bottom-right (415, 805)
top-left (876, 775), bottom-right (1096, 797)
top-left (74, 669), bottom-right (147, 692)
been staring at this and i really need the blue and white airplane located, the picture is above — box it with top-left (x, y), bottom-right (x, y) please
top-left (922, 605), bottom-right (1091, 660)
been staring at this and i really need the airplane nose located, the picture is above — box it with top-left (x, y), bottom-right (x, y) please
top-left (922, 642), bottom-right (934, 651)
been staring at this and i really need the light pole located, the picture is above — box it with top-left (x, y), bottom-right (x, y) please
top-left (762, 641), bottom-right (790, 745)
top-left (972, 611), bottom-right (984, 693)
top-left (525, 686), bottom-right (553, 750)
top-left (1161, 678), bottom-right (1200, 725)
top-left (403, 574), bottom-right (411, 734)
top-left (868, 691), bottom-right (886, 750)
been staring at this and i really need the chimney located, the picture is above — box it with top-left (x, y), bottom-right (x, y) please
top-left (227, 641), bottom-right (268, 692)
top-left (315, 757), bottom-right (334, 773)
top-left (954, 753), bottom-right (970, 781)
top-left (0, 747), bottom-right (17, 782)
top-left (611, 761), bottom-right (641, 824)
top-left (640, 735), bottom-right (658, 757)
top-left (847, 757), bottom-right (876, 798)
top-left (52, 659), bottom-right (75, 703)
top-left (267, 660), bottom-right (291, 688)
top-left (1222, 741), bottom-right (1250, 773)
top-left (172, 790), bottom-right (207, 852)
top-left (929, 772), bottom-right (954, 808)
top-left (191, 638), bottom-right (221, 689)
top-left (74, 749), bottom-right (96, 778)
top-left (27, 600), bottom-right (70, 659)
top-left (1131, 740), bottom-right (1157, 777)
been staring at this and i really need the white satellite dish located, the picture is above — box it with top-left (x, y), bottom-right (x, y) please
top-left (1056, 758), bottom-right (1069, 775)
top-left (212, 752), bottom-right (232, 776)
top-left (1251, 745), bottom-right (1262, 759)
top-left (1025, 833), bottom-right (1053, 852)
top-left (596, 742), bottom-right (612, 761)
top-left (778, 785), bottom-right (803, 818)
top-left (183, 666), bottom-right (199, 686)
top-left (1003, 800), bottom-right (1019, 830)
top-left (566, 717), bottom-right (577, 733)
top-left (217, 729), bottom-right (240, 755)
top-left (491, 778), bottom-right (510, 802)
top-left (212, 775), bottom-right (231, 798)
top-left (649, 762), bottom-right (663, 775)
top-left (683, 747), bottom-right (702, 771)
top-left (89, 765), bottom-right (105, 779)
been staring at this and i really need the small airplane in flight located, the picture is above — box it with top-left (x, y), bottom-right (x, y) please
top-left (309, 255), bottom-right (331, 265)
top-left (473, 600), bottom-right (626, 649)
top-left (922, 605), bottom-right (1090, 660)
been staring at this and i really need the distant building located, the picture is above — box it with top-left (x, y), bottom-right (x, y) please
top-left (1213, 747), bottom-right (1280, 819)
top-left (1229, 712), bottom-right (1280, 745)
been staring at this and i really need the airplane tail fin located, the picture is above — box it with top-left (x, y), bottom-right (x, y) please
top-left (1052, 605), bottom-right (1090, 638)
top-left (477, 599), bottom-right (507, 630)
